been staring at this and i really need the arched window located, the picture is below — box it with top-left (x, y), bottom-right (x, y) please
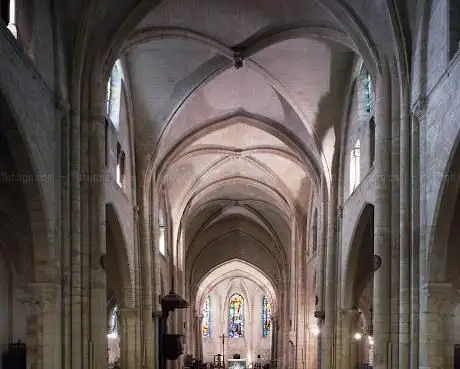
top-left (363, 69), bottom-right (372, 113)
top-left (106, 60), bottom-right (122, 129)
top-left (1, 0), bottom-right (17, 37)
top-left (159, 208), bottom-right (166, 256)
top-left (202, 296), bottom-right (211, 337)
top-left (228, 294), bottom-right (244, 338)
top-left (116, 142), bottom-right (125, 188)
top-left (262, 295), bottom-right (271, 337)
top-left (350, 140), bottom-right (361, 194)
top-left (108, 306), bottom-right (119, 338)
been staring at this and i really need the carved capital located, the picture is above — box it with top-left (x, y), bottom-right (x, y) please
top-left (18, 282), bottom-right (58, 312)
top-left (422, 282), bottom-right (459, 314)
top-left (340, 308), bottom-right (361, 326)
top-left (31, 282), bottom-right (58, 311)
top-left (118, 308), bottom-right (138, 319)
top-left (152, 310), bottom-right (163, 319)
top-left (412, 95), bottom-right (427, 121)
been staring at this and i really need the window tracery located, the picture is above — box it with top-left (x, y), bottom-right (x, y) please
top-left (228, 293), bottom-right (244, 338)
top-left (202, 296), bottom-right (211, 337)
top-left (262, 295), bottom-right (271, 337)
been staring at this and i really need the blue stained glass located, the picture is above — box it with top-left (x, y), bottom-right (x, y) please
top-left (202, 297), bottom-right (211, 337)
top-left (262, 296), bottom-right (271, 337)
top-left (228, 294), bottom-right (244, 338)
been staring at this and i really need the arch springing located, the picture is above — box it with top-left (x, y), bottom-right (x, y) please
top-left (202, 296), bottom-right (211, 337)
top-left (262, 295), bottom-right (271, 337)
top-left (228, 293), bottom-right (244, 338)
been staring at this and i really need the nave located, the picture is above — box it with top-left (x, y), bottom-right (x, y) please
top-left (1, 0), bottom-right (460, 369)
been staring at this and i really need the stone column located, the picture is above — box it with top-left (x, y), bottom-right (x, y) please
top-left (195, 315), bottom-right (203, 360)
top-left (141, 199), bottom-right (155, 369)
top-left (271, 315), bottom-right (278, 363)
top-left (18, 282), bottom-right (59, 369)
top-left (390, 64), bottom-right (400, 369)
top-left (373, 63), bottom-right (392, 369)
top-left (322, 177), bottom-right (338, 369)
top-left (419, 283), bottom-right (459, 369)
top-left (399, 76), bottom-right (411, 369)
top-left (119, 308), bottom-right (138, 369)
top-left (340, 309), bottom-right (360, 369)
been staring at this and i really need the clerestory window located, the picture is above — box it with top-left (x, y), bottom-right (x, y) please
top-left (116, 142), bottom-right (125, 188)
top-left (159, 226), bottom-right (166, 256)
top-left (106, 60), bottom-right (122, 130)
top-left (350, 140), bottom-right (361, 194)
top-left (1, 0), bottom-right (17, 37)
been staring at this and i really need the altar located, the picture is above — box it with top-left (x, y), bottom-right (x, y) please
top-left (227, 359), bottom-right (246, 369)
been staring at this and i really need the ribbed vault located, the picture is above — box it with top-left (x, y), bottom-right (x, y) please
top-left (194, 259), bottom-right (278, 314)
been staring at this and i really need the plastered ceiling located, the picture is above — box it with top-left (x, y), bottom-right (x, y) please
top-left (119, 0), bottom-right (358, 291)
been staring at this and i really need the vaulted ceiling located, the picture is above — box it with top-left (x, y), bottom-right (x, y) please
top-left (116, 0), bottom-right (359, 292)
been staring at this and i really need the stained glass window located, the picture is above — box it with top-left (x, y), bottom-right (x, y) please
top-left (108, 306), bottom-right (119, 337)
top-left (202, 296), bottom-right (211, 337)
top-left (228, 294), bottom-right (244, 338)
top-left (262, 296), bottom-right (271, 337)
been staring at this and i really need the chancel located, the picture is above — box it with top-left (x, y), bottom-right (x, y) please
top-left (1, 1), bottom-right (460, 369)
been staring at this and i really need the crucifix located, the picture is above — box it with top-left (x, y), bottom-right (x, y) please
top-left (219, 334), bottom-right (227, 367)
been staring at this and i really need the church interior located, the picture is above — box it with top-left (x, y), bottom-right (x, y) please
top-left (0, 0), bottom-right (460, 369)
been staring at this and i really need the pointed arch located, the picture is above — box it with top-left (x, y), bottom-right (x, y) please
top-left (342, 202), bottom-right (374, 308)
top-left (429, 121), bottom-right (460, 281)
top-left (228, 293), bottom-right (245, 338)
top-left (0, 91), bottom-right (53, 281)
top-left (106, 203), bottom-right (134, 307)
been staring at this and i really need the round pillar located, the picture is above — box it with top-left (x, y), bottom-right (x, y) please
top-left (373, 63), bottom-right (392, 369)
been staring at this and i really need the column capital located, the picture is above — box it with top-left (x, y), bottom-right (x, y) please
top-left (422, 282), bottom-right (460, 313)
top-left (340, 308), bottom-right (361, 327)
top-left (118, 308), bottom-right (138, 318)
top-left (152, 310), bottom-right (163, 318)
top-left (18, 281), bottom-right (58, 312)
top-left (412, 95), bottom-right (427, 121)
top-left (340, 308), bottom-right (360, 317)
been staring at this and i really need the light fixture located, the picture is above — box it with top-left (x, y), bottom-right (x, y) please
top-left (353, 332), bottom-right (362, 340)
top-left (107, 332), bottom-right (118, 339)
top-left (312, 326), bottom-right (320, 336)
top-left (368, 336), bottom-right (374, 346)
